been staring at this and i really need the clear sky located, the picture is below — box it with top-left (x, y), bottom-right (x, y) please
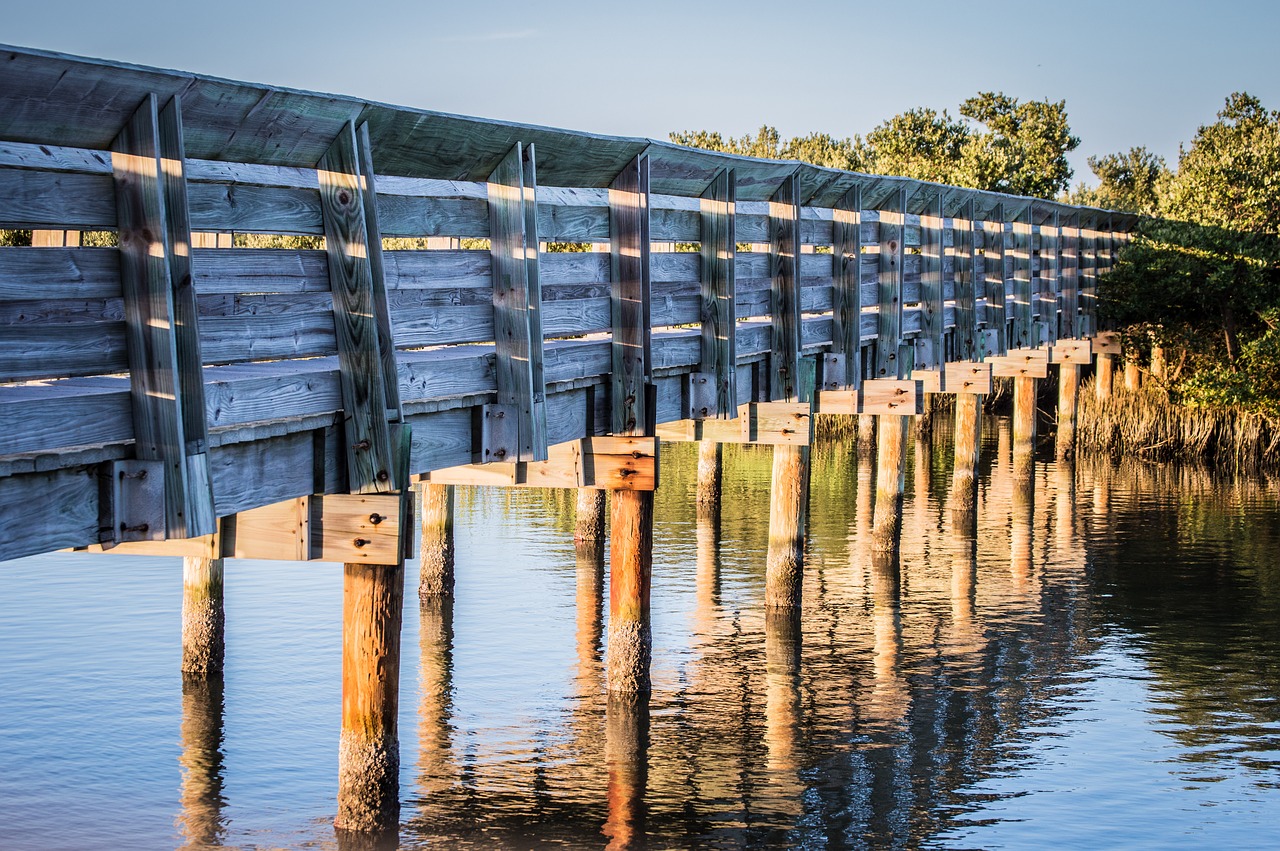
top-left (5, 0), bottom-right (1278, 187)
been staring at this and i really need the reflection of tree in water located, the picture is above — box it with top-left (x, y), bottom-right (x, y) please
top-left (397, 436), bottom-right (1280, 847)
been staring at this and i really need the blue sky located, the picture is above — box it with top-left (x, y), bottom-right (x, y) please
top-left (6, 0), bottom-right (1278, 187)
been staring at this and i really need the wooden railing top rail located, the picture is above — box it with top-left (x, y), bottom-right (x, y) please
top-left (0, 44), bottom-right (1136, 226)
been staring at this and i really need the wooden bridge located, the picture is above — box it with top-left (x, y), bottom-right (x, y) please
top-left (0, 44), bottom-right (1135, 834)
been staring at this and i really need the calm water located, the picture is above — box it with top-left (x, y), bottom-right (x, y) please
top-left (2, 417), bottom-right (1279, 849)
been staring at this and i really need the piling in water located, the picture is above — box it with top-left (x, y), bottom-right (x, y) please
top-left (766, 444), bottom-right (808, 608)
top-left (574, 487), bottom-right (607, 554)
top-left (337, 562), bottom-right (404, 835)
top-left (1013, 376), bottom-right (1038, 459)
top-left (607, 489), bottom-right (653, 694)
top-left (857, 413), bottom-right (877, 458)
top-left (1057, 363), bottom-right (1080, 462)
top-left (871, 415), bottom-right (909, 552)
top-left (950, 393), bottom-right (982, 519)
top-left (417, 484), bottom-right (454, 600)
top-left (695, 440), bottom-right (722, 520)
top-left (181, 556), bottom-right (224, 675)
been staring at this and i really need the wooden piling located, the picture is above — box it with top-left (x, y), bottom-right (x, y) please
top-left (1096, 352), bottom-right (1115, 401)
top-left (765, 445), bottom-right (808, 608)
top-left (856, 413), bottom-right (877, 458)
top-left (951, 393), bottom-right (982, 519)
top-left (1013, 375), bottom-right (1037, 459)
top-left (607, 489), bottom-right (653, 694)
top-left (871, 416), bottom-right (909, 552)
top-left (181, 556), bottom-right (224, 675)
top-left (336, 562), bottom-right (404, 835)
top-left (695, 440), bottom-right (722, 520)
top-left (417, 484), bottom-right (454, 600)
top-left (1124, 354), bottom-right (1142, 392)
top-left (1056, 363), bottom-right (1080, 462)
top-left (574, 487), bottom-right (607, 551)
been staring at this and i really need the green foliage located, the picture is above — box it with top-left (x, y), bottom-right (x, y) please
top-left (955, 93), bottom-right (1080, 198)
top-left (0, 229), bottom-right (31, 246)
top-left (860, 108), bottom-right (967, 183)
top-left (1162, 92), bottom-right (1280, 235)
top-left (1065, 147), bottom-right (1169, 214)
top-left (670, 125), bottom-right (862, 170)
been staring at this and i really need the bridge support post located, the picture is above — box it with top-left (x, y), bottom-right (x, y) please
top-left (951, 393), bottom-right (982, 519)
top-left (695, 440), bottom-right (722, 520)
top-left (766, 444), bottom-right (808, 608)
top-left (182, 555), bottom-right (224, 675)
top-left (418, 484), bottom-right (454, 600)
top-left (575, 488), bottom-right (607, 552)
top-left (1124, 353), bottom-right (1142, 392)
top-left (607, 489), bottom-right (653, 693)
top-left (337, 562), bottom-right (404, 835)
top-left (1013, 376), bottom-right (1037, 459)
top-left (872, 415), bottom-right (910, 552)
top-left (1096, 352), bottom-right (1115, 401)
top-left (857, 414), bottom-right (877, 456)
top-left (1056, 363), bottom-right (1080, 461)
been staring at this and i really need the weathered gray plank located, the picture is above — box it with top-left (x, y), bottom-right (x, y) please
top-left (917, 190), bottom-right (945, 370)
top-left (317, 121), bottom-right (395, 494)
top-left (355, 122), bottom-right (402, 418)
top-left (984, 208), bottom-right (1007, 355)
top-left (953, 199), bottom-right (977, 361)
top-left (699, 167), bottom-right (737, 417)
top-left (1010, 210), bottom-right (1034, 350)
top-left (609, 154), bottom-right (652, 436)
top-left (768, 173), bottom-right (802, 401)
top-left (0, 247), bottom-right (121, 300)
top-left (876, 188), bottom-right (907, 378)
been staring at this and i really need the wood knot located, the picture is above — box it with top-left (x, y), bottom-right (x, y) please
top-left (338, 190), bottom-right (351, 205)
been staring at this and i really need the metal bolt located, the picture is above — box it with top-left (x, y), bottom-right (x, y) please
top-left (352, 439), bottom-right (371, 451)
top-left (368, 513), bottom-right (384, 525)
top-left (353, 538), bottom-right (369, 548)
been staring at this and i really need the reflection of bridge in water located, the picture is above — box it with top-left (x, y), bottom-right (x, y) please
top-left (0, 44), bottom-right (1140, 841)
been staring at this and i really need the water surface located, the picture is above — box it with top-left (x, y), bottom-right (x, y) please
top-left (2, 417), bottom-right (1279, 849)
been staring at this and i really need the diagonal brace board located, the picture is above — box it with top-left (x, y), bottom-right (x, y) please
top-left (699, 167), bottom-right (737, 417)
top-left (488, 142), bottom-right (549, 461)
top-left (318, 121), bottom-right (396, 493)
top-left (111, 93), bottom-right (215, 538)
top-left (610, 153), bottom-right (653, 436)
top-left (769, 172), bottom-right (802, 401)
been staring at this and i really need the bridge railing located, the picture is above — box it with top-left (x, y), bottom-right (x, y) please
top-left (0, 44), bottom-right (1134, 562)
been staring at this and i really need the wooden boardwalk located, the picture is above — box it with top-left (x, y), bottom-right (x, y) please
top-left (0, 43), bottom-right (1135, 833)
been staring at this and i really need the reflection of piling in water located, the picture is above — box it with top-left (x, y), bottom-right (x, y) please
top-left (418, 595), bottom-right (455, 799)
top-left (694, 509), bottom-right (721, 642)
top-left (418, 484), bottom-right (454, 600)
top-left (1056, 363), bottom-right (1080, 462)
top-left (177, 672), bottom-right (226, 849)
top-left (182, 556), bottom-right (224, 675)
top-left (1011, 456), bottom-right (1035, 587)
top-left (764, 609), bottom-right (802, 769)
top-left (577, 540), bottom-right (606, 695)
top-left (849, 450), bottom-right (876, 592)
top-left (575, 488), bottom-right (608, 552)
top-left (336, 563), bottom-right (404, 834)
top-left (1054, 461), bottom-right (1077, 559)
top-left (607, 490), bottom-right (653, 694)
top-left (950, 393), bottom-right (982, 520)
top-left (868, 549), bottom-right (907, 724)
top-left (766, 445), bottom-right (809, 608)
top-left (947, 510), bottom-right (982, 661)
top-left (695, 440), bottom-right (723, 519)
top-left (871, 416), bottom-right (909, 553)
top-left (603, 694), bottom-right (650, 850)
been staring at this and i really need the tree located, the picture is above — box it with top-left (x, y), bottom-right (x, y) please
top-left (859, 108), bottom-right (967, 183)
top-left (669, 125), bottom-right (861, 169)
top-left (957, 92), bottom-right (1080, 198)
top-left (1065, 146), bottom-right (1169, 214)
top-left (1162, 92), bottom-right (1280, 235)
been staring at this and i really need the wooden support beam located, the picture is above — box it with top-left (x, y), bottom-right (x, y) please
top-left (950, 391), bottom-right (981, 517)
top-left (575, 487), bottom-right (608, 550)
top-left (610, 154), bottom-right (652, 435)
top-left (606, 488), bottom-right (652, 694)
top-left (182, 555), bottom-right (224, 675)
top-left (990, 348), bottom-right (1051, 379)
top-left (1013, 375), bottom-right (1037, 458)
top-left (656, 402), bottom-right (810, 445)
top-left (698, 168), bottom-right (737, 417)
top-left (768, 172), bottom-right (801, 401)
top-left (1038, 210), bottom-right (1060, 346)
top-left (421, 436), bottom-right (659, 490)
top-left (1080, 226), bottom-right (1098, 337)
top-left (983, 205), bottom-right (1008, 356)
top-left (318, 121), bottom-right (396, 494)
top-left (1050, 338), bottom-right (1092, 365)
top-left (111, 94), bottom-right (215, 539)
top-left (766, 443), bottom-right (806, 608)
top-left (830, 185), bottom-right (862, 389)
top-left (944, 361), bottom-right (993, 395)
top-left (1057, 362), bottom-right (1080, 462)
top-left (695, 439), bottom-right (722, 518)
top-left (1093, 331), bottom-right (1121, 355)
top-left (488, 142), bottom-right (548, 462)
top-left (953, 199), bottom-right (977, 363)
top-left (355, 123), bottom-right (403, 420)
